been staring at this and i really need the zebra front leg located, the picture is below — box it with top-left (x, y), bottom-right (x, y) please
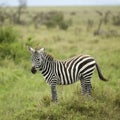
top-left (51, 85), bottom-right (57, 102)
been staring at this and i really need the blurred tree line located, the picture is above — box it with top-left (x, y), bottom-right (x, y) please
top-left (0, 0), bottom-right (120, 63)
top-left (0, 0), bottom-right (72, 63)
top-left (0, 0), bottom-right (120, 32)
top-left (0, 0), bottom-right (72, 30)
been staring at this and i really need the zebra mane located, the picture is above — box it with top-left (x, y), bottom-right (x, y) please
top-left (43, 52), bottom-right (54, 61)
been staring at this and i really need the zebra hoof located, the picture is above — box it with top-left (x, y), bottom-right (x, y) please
top-left (52, 99), bottom-right (58, 102)
top-left (31, 67), bottom-right (37, 74)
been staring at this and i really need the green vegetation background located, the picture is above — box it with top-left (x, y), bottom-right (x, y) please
top-left (0, 6), bottom-right (120, 120)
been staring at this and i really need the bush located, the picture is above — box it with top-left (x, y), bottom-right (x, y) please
top-left (0, 26), bottom-right (28, 63)
top-left (45, 20), bottom-right (57, 28)
top-left (44, 11), bottom-right (63, 28)
top-left (42, 11), bottom-right (72, 30)
top-left (112, 14), bottom-right (120, 26)
top-left (59, 19), bottom-right (72, 30)
top-left (0, 26), bottom-right (18, 43)
top-left (0, 26), bottom-right (17, 58)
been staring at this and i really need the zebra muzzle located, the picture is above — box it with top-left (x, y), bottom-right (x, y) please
top-left (31, 67), bottom-right (37, 74)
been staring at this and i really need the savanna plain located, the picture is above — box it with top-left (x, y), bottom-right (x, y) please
top-left (0, 6), bottom-right (120, 120)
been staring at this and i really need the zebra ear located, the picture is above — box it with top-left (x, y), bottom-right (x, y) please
top-left (28, 46), bottom-right (35, 53)
top-left (40, 48), bottom-right (45, 52)
top-left (37, 48), bottom-right (45, 53)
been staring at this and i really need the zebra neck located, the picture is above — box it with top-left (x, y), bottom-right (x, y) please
top-left (39, 60), bottom-right (55, 80)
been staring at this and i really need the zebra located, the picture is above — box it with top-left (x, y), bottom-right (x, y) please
top-left (28, 47), bottom-right (108, 102)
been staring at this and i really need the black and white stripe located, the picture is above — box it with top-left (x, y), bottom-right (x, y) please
top-left (29, 47), bottom-right (108, 102)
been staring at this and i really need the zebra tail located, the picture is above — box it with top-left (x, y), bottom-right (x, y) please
top-left (96, 63), bottom-right (108, 81)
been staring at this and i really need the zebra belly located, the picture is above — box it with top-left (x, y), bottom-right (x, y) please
top-left (58, 78), bottom-right (78, 85)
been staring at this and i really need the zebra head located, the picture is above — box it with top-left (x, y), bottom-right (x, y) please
top-left (28, 47), bottom-right (45, 74)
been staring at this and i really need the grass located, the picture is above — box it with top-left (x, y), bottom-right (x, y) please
top-left (0, 6), bottom-right (120, 120)
top-left (0, 66), bottom-right (120, 120)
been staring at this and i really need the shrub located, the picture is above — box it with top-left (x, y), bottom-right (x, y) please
top-left (44, 11), bottom-right (64, 28)
top-left (0, 26), bottom-right (28, 63)
top-left (59, 19), bottom-right (72, 30)
top-left (0, 26), bottom-right (18, 58)
top-left (40, 11), bottom-right (72, 30)
top-left (112, 14), bottom-right (120, 26)
top-left (45, 19), bottom-right (57, 28)
top-left (0, 26), bottom-right (18, 43)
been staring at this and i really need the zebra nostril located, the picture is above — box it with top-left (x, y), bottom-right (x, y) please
top-left (31, 67), bottom-right (37, 74)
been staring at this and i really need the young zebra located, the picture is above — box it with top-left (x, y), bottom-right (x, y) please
top-left (28, 47), bottom-right (108, 102)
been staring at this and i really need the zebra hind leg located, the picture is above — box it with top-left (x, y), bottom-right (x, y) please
top-left (80, 77), bottom-right (87, 95)
top-left (80, 75), bottom-right (92, 96)
top-left (85, 77), bottom-right (93, 96)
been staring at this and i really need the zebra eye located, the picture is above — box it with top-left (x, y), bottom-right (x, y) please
top-left (37, 58), bottom-right (40, 61)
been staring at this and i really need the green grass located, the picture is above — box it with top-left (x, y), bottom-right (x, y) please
top-left (0, 6), bottom-right (120, 120)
